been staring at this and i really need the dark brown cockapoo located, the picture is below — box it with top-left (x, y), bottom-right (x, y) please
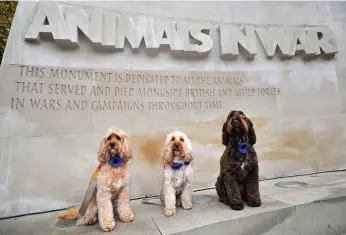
top-left (215, 110), bottom-right (261, 210)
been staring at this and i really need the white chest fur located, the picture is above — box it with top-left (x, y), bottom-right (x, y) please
top-left (97, 174), bottom-right (124, 191)
top-left (164, 164), bottom-right (193, 193)
top-left (113, 179), bottom-right (123, 189)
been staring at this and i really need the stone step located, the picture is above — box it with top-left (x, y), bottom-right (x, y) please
top-left (1, 171), bottom-right (346, 235)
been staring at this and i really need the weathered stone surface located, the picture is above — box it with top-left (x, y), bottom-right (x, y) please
top-left (1, 172), bottom-right (346, 235)
top-left (174, 207), bottom-right (299, 235)
top-left (296, 197), bottom-right (346, 235)
top-left (1, 1), bottom-right (346, 218)
top-left (0, 64), bottom-right (283, 217)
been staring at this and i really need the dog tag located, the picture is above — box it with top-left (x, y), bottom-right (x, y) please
top-left (78, 164), bottom-right (101, 216)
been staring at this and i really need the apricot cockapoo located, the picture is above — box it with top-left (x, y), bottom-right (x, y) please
top-left (58, 127), bottom-right (134, 232)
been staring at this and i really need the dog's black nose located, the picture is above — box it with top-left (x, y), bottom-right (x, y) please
top-left (110, 142), bottom-right (115, 148)
top-left (174, 144), bottom-right (179, 148)
top-left (234, 120), bottom-right (240, 126)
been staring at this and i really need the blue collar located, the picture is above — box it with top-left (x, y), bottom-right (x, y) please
top-left (171, 161), bottom-right (190, 170)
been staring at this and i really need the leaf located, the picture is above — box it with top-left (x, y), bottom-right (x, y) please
top-left (0, 1), bottom-right (18, 62)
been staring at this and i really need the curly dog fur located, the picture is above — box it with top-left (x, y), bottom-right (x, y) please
top-left (160, 131), bottom-right (194, 217)
top-left (58, 127), bottom-right (134, 232)
top-left (215, 110), bottom-right (261, 210)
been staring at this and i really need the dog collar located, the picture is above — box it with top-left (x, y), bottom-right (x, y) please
top-left (171, 161), bottom-right (190, 170)
top-left (237, 134), bottom-right (249, 154)
top-left (108, 155), bottom-right (123, 168)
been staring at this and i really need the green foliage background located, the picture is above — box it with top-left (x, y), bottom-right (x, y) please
top-left (0, 1), bottom-right (18, 63)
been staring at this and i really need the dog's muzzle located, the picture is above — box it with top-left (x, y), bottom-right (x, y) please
top-left (173, 144), bottom-right (180, 151)
top-left (109, 142), bottom-right (119, 155)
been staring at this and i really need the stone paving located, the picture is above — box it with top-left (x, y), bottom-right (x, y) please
top-left (1, 171), bottom-right (346, 235)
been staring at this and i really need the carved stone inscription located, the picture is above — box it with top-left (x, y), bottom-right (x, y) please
top-left (24, 2), bottom-right (338, 59)
top-left (8, 65), bottom-right (280, 114)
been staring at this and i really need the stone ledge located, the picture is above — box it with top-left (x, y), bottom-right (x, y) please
top-left (1, 171), bottom-right (346, 235)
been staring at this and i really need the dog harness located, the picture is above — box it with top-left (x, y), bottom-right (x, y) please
top-left (78, 156), bottom-right (123, 217)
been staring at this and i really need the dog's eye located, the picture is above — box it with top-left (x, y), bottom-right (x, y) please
top-left (107, 136), bottom-right (111, 141)
top-left (171, 137), bottom-right (175, 142)
top-left (115, 135), bottom-right (121, 141)
top-left (180, 137), bottom-right (184, 142)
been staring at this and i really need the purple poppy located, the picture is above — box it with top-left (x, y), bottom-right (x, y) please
top-left (108, 155), bottom-right (123, 168)
top-left (238, 143), bottom-right (249, 154)
top-left (171, 161), bottom-right (190, 170)
top-left (171, 162), bottom-right (183, 170)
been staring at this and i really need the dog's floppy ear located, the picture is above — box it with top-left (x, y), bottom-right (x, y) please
top-left (222, 111), bottom-right (235, 146)
top-left (183, 134), bottom-right (192, 156)
top-left (183, 134), bottom-right (194, 162)
top-left (120, 131), bottom-right (132, 162)
top-left (162, 134), bottom-right (173, 165)
top-left (162, 148), bottom-right (172, 165)
top-left (222, 120), bottom-right (229, 146)
top-left (239, 115), bottom-right (249, 133)
top-left (246, 117), bottom-right (256, 145)
top-left (97, 137), bottom-right (108, 163)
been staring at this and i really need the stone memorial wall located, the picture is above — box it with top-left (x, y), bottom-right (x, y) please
top-left (1, 1), bottom-right (346, 218)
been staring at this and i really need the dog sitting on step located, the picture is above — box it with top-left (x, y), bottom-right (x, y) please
top-left (58, 127), bottom-right (134, 232)
top-left (160, 131), bottom-right (194, 216)
top-left (215, 110), bottom-right (261, 210)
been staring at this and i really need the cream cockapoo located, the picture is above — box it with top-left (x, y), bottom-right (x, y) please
top-left (160, 130), bottom-right (194, 216)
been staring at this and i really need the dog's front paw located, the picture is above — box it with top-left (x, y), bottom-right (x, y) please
top-left (182, 202), bottom-right (193, 210)
top-left (84, 217), bottom-right (97, 225)
top-left (76, 217), bottom-right (86, 226)
top-left (247, 199), bottom-right (261, 207)
top-left (230, 202), bottom-right (244, 211)
top-left (164, 207), bottom-right (176, 217)
top-left (100, 219), bottom-right (116, 232)
top-left (119, 211), bottom-right (134, 223)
